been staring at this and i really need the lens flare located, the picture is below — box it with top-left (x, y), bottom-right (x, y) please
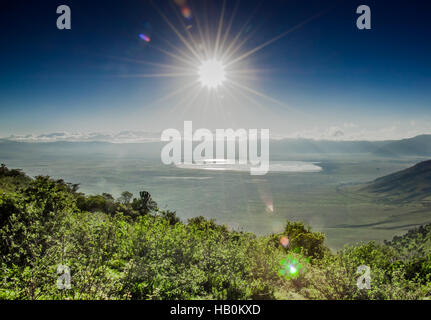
top-left (266, 203), bottom-right (274, 213)
top-left (279, 254), bottom-right (304, 280)
top-left (181, 7), bottom-right (192, 20)
top-left (139, 33), bottom-right (151, 42)
top-left (280, 236), bottom-right (289, 248)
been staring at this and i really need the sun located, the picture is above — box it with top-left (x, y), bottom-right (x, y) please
top-left (198, 59), bottom-right (226, 89)
top-left (129, 0), bottom-right (312, 110)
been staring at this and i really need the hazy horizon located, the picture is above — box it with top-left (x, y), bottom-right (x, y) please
top-left (2, 130), bottom-right (431, 144)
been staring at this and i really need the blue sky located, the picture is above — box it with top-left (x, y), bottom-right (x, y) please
top-left (1, 0), bottom-right (430, 140)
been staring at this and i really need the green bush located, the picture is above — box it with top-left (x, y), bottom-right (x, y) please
top-left (0, 165), bottom-right (430, 300)
top-left (283, 221), bottom-right (327, 259)
top-left (294, 242), bottom-right (431, 300)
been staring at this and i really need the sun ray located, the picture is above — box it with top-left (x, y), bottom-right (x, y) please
top-left (227, 9), bottom-right (329, 67)
top-left (224, 81), bottom-right (273, 115)
top-left (149, 44), bottom-right (197, 68)
top-left (218, 0), bottom-right (241, 57)
top-left (189, 1), bottom-right (211, 59)
top-left (203, 0), bottom-right (215, 54)
top-left (221, 25), bottom-right (260, 62)
top-left (106, 56), bottom-right (193, 72)
top-left (157, 36), bottom-right (200, 65)
top-left (229, 67), bottom-right (279, 74)
top-left (220, 1), bottom-right (263, 61)
top-left (214, 91), bottom-right (230, 128)
top-left (114, 72), bottom-right (196, 79)
top-left (175, 85), bottom-right (204, 120)
top-left (169, 0), bottom-right (204, 60)
top-left (146, 80), bottom-right (200, 110)
top-left (227, 79), bottom-right (293, 112)
top-left (164, 83), bottom-right (199, 116)
top-left (228, 73), bottom-right (260, 82)
top-left (150, 0), bottom-right (202, 62)
top-left (221, 84), bottom-right (244, 126)
top-left (227, 66), bottom-right (277, 81)
top-left (225, 85), bottom-right (269, 122)
top-left (131, 0), bottom-right (319, 128)
top-left (197, 84), bottom-right (211, 124)
top-left (220, 3), bottom-right (271, 63)
top-left (214, 0), bottom-right (226, 58)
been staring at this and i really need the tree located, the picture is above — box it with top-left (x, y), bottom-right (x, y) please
top-left (0, 164), bottom-right (25, 178)
top-left (119, 191), bottom-right (133, 205)
top-left (284, 221), bottom-right (326, 259)
top-left (0, 163), bottom-right (7, 175)
top-left (132, 191), bottom-right (158, 215)
top-left (102, 193), bottom-right (114, 201)
top-left (160, 210), bottom-right (180, 226)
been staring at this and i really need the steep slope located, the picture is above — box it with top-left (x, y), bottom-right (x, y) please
top-left (362, 160), bottom-right (431, 202)
top-left (373, 135), bottom-right (431, 157)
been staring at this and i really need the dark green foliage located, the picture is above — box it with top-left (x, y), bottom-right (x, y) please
top-left (131, 191), bottom-right (158, 215)
top-left (77, 194), bottom-right (116, 215)
top-left (283, 221), bottom-right (327, 259)
top-left (76, 189), bottom-right (158, 219)
top-left (0, 165), bottom-right (430, 300)
top-left (187, 216), bottom-right (228, 233)
top-left (118, 191), bottom-right (133, 205)
top-left (159, 210), bottom-right (180, 226)
top-left (384, 223), bottom-right (431, 285)
top-left (0, 164), bottom-right (31, 193)
top-left (293, 241), bottom-right (430, 300)
top-left (0, 164), bottom-right (26, 179)
top-left (121, 217), bottom-right (277, 299)
top-left (0, 176), bottom-right (77, 263)
top-left (385, 224), bottom-right (431, 259)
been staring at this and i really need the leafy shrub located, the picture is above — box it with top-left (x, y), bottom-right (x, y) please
top-left (294, 242), bottom-right (431, 300)
top-left (283, 221), bottom-right (327, 259)
top-left (0, 166), bottom-right (430, 300)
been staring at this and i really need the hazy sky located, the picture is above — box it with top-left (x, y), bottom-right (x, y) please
top-left (1, 0), bottom-right (430, 141)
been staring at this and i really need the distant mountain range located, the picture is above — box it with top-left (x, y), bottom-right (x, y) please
top-left (270, 134), bottom-right (431, 157)
top-left (372, 135), bottom-right (431, 157)
top-left (362, 160), bottom-right (431, 202)
top-left (1, 134), bottom-right (431, 158)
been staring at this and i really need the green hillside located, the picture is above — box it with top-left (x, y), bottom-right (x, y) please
top-left (362, 160), bottom-right (431, 202)
top-left (0, 164), bottom-right (430, 300)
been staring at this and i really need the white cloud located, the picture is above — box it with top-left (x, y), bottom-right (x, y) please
top-left (343, 122), bottom-right (358, 128)
top-left (2, 120), bottom-right (431, 143)
top-left (3, 131), bottom-right (161, 143)
top-left (272, 121), bottom-right (431, 141)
